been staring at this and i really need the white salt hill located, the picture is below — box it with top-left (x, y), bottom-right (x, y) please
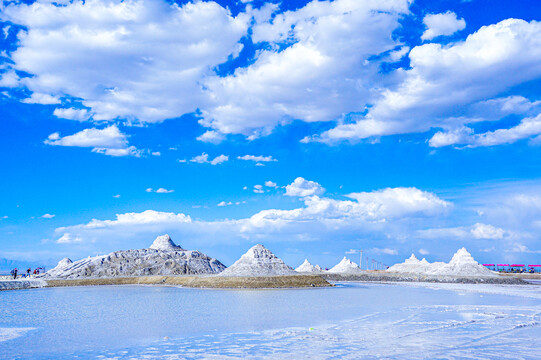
top-left (328, 257), bottom-right (363, 274)
top-left (386, 254), bottom-right (435, 274)
top-left (45, 234), bottom-right (225, 279)
top-left (295, 259), bottom-right (324, 273)
top-left (219, 244), bottom-right (297, 277)
top-left (427, 248), bottom-right (497, 277)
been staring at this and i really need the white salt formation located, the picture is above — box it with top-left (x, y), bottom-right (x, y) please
top-left (386, 254), bottom-right (433, 274)
top-left (295, 259), bottom-right (324, 273)
top-left (45, 235), bottom-right (225, 279)
top-left (149, 234), bottom-right (184, 251)
top-left (328, 257), bottom-right (363, 273)
top-left (219, 244), bottom-right (296, 277)
top-left (427, 248), bottom-right (496, 277)
top-left (387, 248), bottom-right (496, 277)
top-left (56, 257), bottom-right (73, 268)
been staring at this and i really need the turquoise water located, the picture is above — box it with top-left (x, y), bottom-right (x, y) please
top-left (1, 282), bottom-right (540, 359)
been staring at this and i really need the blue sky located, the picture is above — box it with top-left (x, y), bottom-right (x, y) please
top-left (1, 0), bottom-right (541, 269)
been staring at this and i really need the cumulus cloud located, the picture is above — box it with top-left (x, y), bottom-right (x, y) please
top-left (253, 185), bottom-right (264, 194)
top-left (310, 19), bottom-right (541, 145)
top-left (470, 223), bottom-right (505, 239)
top-left (237, 155), bottom-right (277, 162)
top-left (1, 0), bottom-right (248, 123)
top-left (196, 130), bottom-right (226, 144)
top-left (44, 125), bottom-right (141, 157)
top-left (54, 186), bottom-right (451, 248)
top-left (21, 93), bottom-right (61, 105)
top-left (285, 177), bottom-right (325, 197)
top-left (53, 108), bottom-right (92, 121)
top-left (200, 0), bottom-right (411, 138)
top-left (421, 11), bottom-right (466, 41)
top-left (41, 213), bottom-right (55, 219)
top-left (264, 181), bottom-right (278, 188)
top-left (188, 153), bottom-right (229, 165)
top-left (56, 233), bottom-right (82, 244)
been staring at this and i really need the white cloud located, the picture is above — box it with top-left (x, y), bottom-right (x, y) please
top-left (54, 186), bottom-right (450, 248)
top-left (311, 19), bottom-right (541, 145)
top-left (146, 188), bottom-right (174, 193)
top-left (285, 177), bottom-right (325, 197)
top-left (44, 125), bottom-right (141, 157)
top-left (470, 223), bottom-right (505, 239)
top-left (113, 194), bottom-right (121, 198)
top-left (41, 213), bottom-right (55, 219)
top-left (264, 181), bottom-right (278, 188)
top-left (189, 153), bottom-right (228, 165)
top-left (21, 92), bottom-right (61, 105)
top-left (1, 0), bottom-right (249, 124)
top-left (196, 130), bottom-right (225, 144)
top-left (151, 151), bottom-right (161, 156)
top-left (346, 187), bottom-right (451, 218)
top-left (421, 11), bottom-right (466, 41)
top-left (253, 185), bottom-right (264, 194)
top-left (200, 0), bottom-right (411, 137)
top-left (210, 154), bottom-right (229, 165)
top-left (237, 155), bottom-right (277, 162)
top-left (0, 70), bottom-right (19, 87)
top-left (190, 153), bottom-right (209, 164)
top-left (217, 201), bottom-right (232, 207)
top-left (419, 249), bottom-right (429, 255)
top-left (371, 248), bottom-right (398, 255)
top-left (53, 108), bottom-right (91, 121)
top-left (56, 233), bottom-right (82, 244)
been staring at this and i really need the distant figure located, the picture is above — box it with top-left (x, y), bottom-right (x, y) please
top-left (27, 268), bottom-right (31, 277)
top-left (11, 268), bottom-right (18, 279)
top-left (33, 269), bottom-right (37, 275)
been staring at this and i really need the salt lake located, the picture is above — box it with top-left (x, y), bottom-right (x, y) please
top-left (1, 282), bottom-right (540, 359)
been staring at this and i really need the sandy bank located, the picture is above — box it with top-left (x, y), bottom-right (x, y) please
top-left (321, 271), bottom-right (529, 285)
top-left (45, 274), bottom-right (331, 289)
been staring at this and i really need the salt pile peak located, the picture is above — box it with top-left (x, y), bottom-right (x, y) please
top-left (295, 259), bottom-right (323, 273)
top-left (427, 247), bottom-right (496, 277)
top-left (45, 234), bottom-right (225, 279)
top-left (57, 257), bottom-right (73, 268)
top-left (328, 257), bottom-right (363, 273)
top-left (149, 234), bottom-right (185, 251)
top-left (386, 253), bottom-right (433, 274)
top-left (219, 244), bottom-right (297, 277)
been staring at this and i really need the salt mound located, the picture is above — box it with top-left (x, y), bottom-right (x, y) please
top-left (386, 253), bottom-right (432, 274)
top-left (295, 259), bottom-right (323, 273)
top-left (45, 235), bottom-right (224, 279)
top-left (387, 248), bottom-right (497, 277)
top-left (149, 234), bottom-right (184, 251)
top-left (219, 244), bottom-right (296, 277)
top-left (328, 257), bottom-right (363, 273)
top-left (427, 248), bottom-right (496, 277)
top-left (57, 258), bottom-right (73, 268)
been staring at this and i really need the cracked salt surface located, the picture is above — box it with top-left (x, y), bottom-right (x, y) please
top-left (1, 282), bottom-right (540, 359)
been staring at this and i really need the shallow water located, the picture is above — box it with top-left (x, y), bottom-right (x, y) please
top-left (1, 282), bottom-right (540, 359)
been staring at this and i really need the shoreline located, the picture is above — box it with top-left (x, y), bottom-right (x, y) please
top-left (1, 271), bottom-right (536, 291)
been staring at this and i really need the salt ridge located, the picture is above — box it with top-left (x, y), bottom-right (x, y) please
top-left (295, 259), bottom-right (323, 273)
